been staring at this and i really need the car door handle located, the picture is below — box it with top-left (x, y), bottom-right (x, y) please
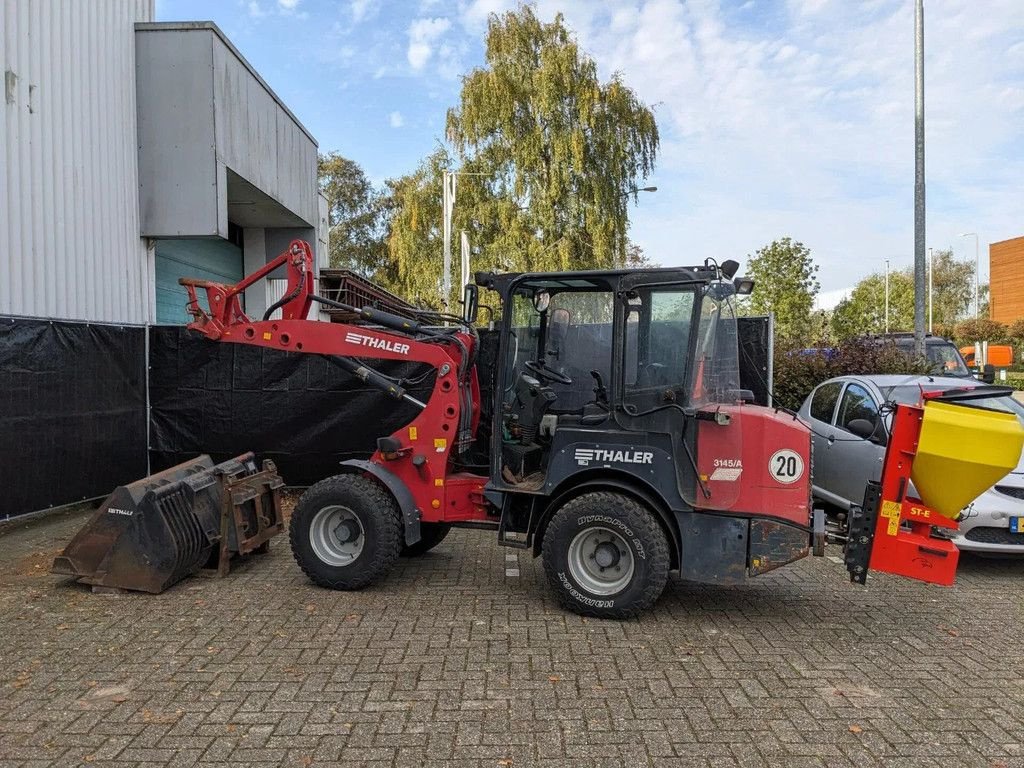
top-left (827, 434), bottom-right (835, 445)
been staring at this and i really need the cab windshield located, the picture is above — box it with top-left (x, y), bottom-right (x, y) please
top-left (691, 284), bottom-right (741, 407)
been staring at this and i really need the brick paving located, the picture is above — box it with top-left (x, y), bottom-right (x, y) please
top-left (1, 503), bottom-right (1023, 767)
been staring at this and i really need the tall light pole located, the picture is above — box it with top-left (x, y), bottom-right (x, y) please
top-left (960, 232), bottom-right (979, 317)
top-left (912, 0), bottom-right (926, 357)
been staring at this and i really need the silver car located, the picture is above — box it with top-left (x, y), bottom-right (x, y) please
top-left (797, 374), bottom-right (1024, 554)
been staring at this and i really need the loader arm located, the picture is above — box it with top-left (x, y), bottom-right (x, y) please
top-left (177, 239), bottom-right (489, 529)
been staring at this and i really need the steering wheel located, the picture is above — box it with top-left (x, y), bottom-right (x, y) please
top-left (525, 359), bottom-right (573, 385)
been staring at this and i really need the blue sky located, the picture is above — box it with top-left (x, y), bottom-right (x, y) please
top-left (157, 0), bottom-right (1024, 307)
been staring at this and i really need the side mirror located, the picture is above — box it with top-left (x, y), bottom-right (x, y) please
top-left (847, 418), bottom-right (876, 440)
top-left (533, 290), bottom-right (551, 313)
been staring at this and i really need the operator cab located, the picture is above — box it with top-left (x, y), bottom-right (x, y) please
top-left (489, 267), bottom-right (739, 493)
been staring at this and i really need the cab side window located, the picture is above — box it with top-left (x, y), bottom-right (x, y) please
top-left (810, 382), bottom-right (842, 424)
top-left (837, 383), bottom-right (879, 433)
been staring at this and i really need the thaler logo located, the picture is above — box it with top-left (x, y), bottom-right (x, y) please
top-left (108, 507), bottom-right (134, 516)
top-left (574, 448), bottom-right (654, 466)
top-left (344, 332), bottom-right (410, 355)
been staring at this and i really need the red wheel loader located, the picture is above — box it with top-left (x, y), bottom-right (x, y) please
top-left (171, 240), bottom-right (1023, 618)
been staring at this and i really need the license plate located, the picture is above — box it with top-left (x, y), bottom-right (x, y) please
top-left (1012, 517), bottom-right (1024, 534)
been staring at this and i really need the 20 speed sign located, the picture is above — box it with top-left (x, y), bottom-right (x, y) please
top-left (768, 449), bottom-right (804, 484)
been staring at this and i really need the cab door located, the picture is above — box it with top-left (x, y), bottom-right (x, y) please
top-left (614, 276), bottom-right (719, 508)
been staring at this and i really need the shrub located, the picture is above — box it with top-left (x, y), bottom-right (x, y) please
top-left (1007, 318), bottom-right (1024, 345)
top-left (1002, 371), bottom-right (1024, 392)
top-left (772, 339), bottom-right (932, 412)
top-left (952, 318), bottom-right (1008, 346)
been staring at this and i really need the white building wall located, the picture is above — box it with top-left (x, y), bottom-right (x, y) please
top-left (1, 0), bottom-right (155, 324)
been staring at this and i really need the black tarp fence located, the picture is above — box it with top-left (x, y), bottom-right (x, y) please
top-left (147, 326), bottom-right (435, 485)
top-left (0, 317), bottom-right (148, 520)
top-left (1, 314), bottom-right (772, 520)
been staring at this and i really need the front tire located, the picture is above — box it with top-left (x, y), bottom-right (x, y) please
top-left (289, 474), bottom-right (402, 590)
top-left (542, 492), bottom-right (670, 619)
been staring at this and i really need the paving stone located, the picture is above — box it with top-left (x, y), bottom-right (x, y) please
top-left (0, 508), bottom-right (1022, 766)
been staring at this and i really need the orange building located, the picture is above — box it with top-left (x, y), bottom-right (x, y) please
top-left (990, 235), bottom-right (1024, 324)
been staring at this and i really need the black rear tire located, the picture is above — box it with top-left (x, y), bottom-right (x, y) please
top-left (542, 492), bottom-right (670, 619)
top-left (289, 474), bottom-right (402, 590)
top-left (400, 522), bottom-right (452, 557)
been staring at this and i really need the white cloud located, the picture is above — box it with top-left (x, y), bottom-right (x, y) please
top-left (513, 0), bottom-right (1024, 293)
top-left (460, 0), bottom-right (515, 33)
top-left (816, 287), bottom-right (853, 311)
top-left (350, 0), bottom-right (374, 24)
top-left (247, 1), bottom-right (267, 18)
top-left (389, 110), bottom-right (405, 128)
top-left (277, 0), bottom-right (300, 9)
top-left (407, 17), bottom-right (451, 70)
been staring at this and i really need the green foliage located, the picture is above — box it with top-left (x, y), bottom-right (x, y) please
top-left (952, 318), bottom-right (1009, 346)
top-left (929, 248), bottom-right (974, 326)
top-left (1007, 318), bottom-right (1024, 343)
top-left (830, 250), bottom-right (977, 341)
top-left (1003, 371), bottom-right (1024, 391)
top-left (444, 5), bottom-right (658, 296)
top-left (772, 340), bottom-right (933, 412)
top-left (831, 271), bottom-right (914, 340)
top-left (317, 153), bottom-right (386, 275)
top-left (743, 238), bottom-right (819, 346)
top-left (378, 149), bottom-right (448, 307)
top-left (771, 350), bottom-right (832, 413)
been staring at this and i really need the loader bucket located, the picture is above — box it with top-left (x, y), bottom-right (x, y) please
top-left (912, 399), bottom-right (1024, 520)
top-left (52, 453), bottom-right (284, 594)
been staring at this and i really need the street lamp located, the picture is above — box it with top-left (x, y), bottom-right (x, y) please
top-left (960, 232), bottom-right (979, 318)
top-left (622, 186), bottom-right (657, 197)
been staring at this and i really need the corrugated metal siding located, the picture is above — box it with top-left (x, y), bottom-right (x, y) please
top-left (266, 279), bottom-right (286, 321)
top-left (2, 0), bottom-right (154, 324)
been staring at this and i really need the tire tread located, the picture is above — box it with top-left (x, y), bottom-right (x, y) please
top-left (542, 491), bottom-right (670, 619)
top-left (289, 474), bottom-right (402, 590)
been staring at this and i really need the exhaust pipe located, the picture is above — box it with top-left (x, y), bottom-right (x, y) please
top-left (52, 453), bottom-right (284, 594)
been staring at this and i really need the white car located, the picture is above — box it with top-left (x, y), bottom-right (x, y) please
top-left (797, 374), bottom-right (1024, 555)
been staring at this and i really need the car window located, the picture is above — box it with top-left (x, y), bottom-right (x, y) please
top-left (810, 382), bottom-right (842, 424)
top-left (837, 383), bottom-right (879, 433)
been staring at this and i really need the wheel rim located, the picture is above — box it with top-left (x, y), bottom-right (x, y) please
top-left (567, 526), bottom-right (635, 596)
top-left (309, 505), bottom-right (365, 566)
